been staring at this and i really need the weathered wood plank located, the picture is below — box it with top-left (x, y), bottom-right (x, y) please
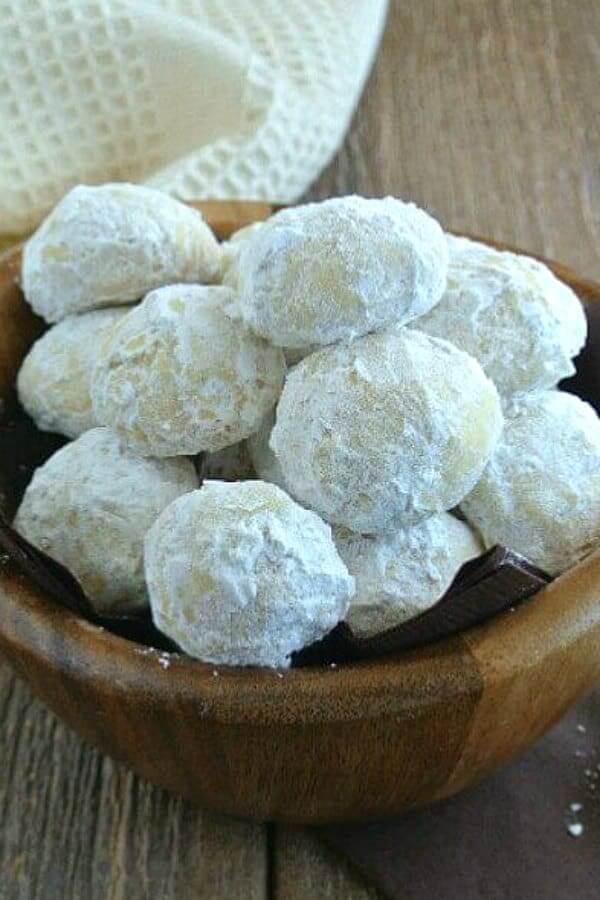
top-left (0, 664), bottom-right (267, 900)
top-left (314, 0), bottom-right (600, 280)
top-left (273, 827), bottom-right (379, 900)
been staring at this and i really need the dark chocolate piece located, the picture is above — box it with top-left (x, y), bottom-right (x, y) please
top-left (293, 547), bottom-right (552, 667)
top-left (0, 511), bottom-right (179, 652)
top-left (0, 510), bottom-right (95, 619)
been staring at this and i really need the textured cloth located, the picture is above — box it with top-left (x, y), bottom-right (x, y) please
top-left (0, 0), bottom-right (388, 235)
top-left (321, 687), bottom-right (600, 900)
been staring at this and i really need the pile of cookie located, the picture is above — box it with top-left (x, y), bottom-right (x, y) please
top-left (14, 184), bottom-right (600, 667)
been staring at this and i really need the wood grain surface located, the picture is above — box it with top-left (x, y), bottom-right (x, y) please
top-left (1, 0), bottom-right (600, 897)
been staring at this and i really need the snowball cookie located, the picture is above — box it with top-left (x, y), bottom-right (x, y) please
top-left (414, 236), bottom-right (587, 400)
top-left (144, 480), bottom-right (355, 668)
top-left (233, 195), bottom-right (449, 348)
top-left (17, 307), bottom-right (129, 439)
top-left (271, 328), bottom-right (504, 533)
top-left (14, 428), bottom-right (197, 615)
top-left (22, 183), bottom-right (221, 322)
top-left (335, 513), bottom-right (482, 638)
top-left (92, 284), bottom-right (286, 457)
top-left (246, 411), bottom-right (288, 491)
top-left (461, 391), bottom-right (600, 575)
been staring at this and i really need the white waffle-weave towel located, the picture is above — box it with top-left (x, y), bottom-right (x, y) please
top-left (0, 0), bottom-right (388, 235)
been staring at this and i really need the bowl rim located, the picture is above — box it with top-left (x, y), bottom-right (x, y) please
top-left (3, 546), bottom-right (600, 723)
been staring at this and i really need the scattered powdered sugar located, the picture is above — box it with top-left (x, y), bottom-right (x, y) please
top-left (233, 196), bottom-right (449, 348)
top-left (144, 480), bottom-right (354, 668)
top-left (414, 235), bottom-right (587, 401)
top-left (14, 427), bottom-right (197, 614)
top-left (133, 647), bottom-right (173, 670)
top-left (17, 307), bottom-right (129, 439)
top-left (91, 284), bottom-right (285, 457)
top-left (461, 391), bottom-right (600, 575)
top-left (334, 513), bottom-right (482, 637)
top-left (271, 328), bottom-right (503, 533)
top-left (565, 800), bottom-right (586, 839)
top-left (22, 183), bottom-right (221, 322)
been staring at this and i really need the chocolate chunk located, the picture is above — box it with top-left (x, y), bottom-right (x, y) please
top-left (0, 510), bottom-right (178, 652)
top-left (293, 547), bottom-right (552, 666)
top-left (0, 509), bottom-right (94, 619)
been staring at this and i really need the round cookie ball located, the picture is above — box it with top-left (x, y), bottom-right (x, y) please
top-left (17, 307), bottom-right (129, 439)
top-left (14, 428), bottom-right (198, 614)
top-left (233, 195), bottom-right (449, 348)
top-left (334, 514), bottom-right (482, 638)
top-left (144, 480), bottom-right (355, 668)
top-left (246, 411), bottom-right (289, 491)
top-left (92, 284), bottom-right (286, 457)
top-left (461, 390), bottom-right (600, 575)
top-left (271, 328), bottom-right (504, 534)
top-left (22, 183), bottom-right (221, 322)
top-left (414, 235), bottom-right (587, 400)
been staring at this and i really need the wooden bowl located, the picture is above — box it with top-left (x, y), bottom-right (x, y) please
top-left (0, 202), bottom-right (599, 825)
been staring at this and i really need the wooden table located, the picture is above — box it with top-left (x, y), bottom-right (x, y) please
top-left (1, 1), bottom-right (599, 896)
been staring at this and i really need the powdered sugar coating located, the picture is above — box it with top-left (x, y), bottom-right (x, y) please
top-left (271, 328), bottom-right (504, 533)
top-left (14, 428), bottom-right (197, 614)
top-left (414, 235), bottom-right (587, 400)
top-left (144, 480), bottom-right (354, 668)
top-left (233, 196), bottom-right (449, 348)
top-left (92, 284), bottom-right (286, 457)
top-left (220, 221), bottom-right (265, 286)
top-left (335, 513), bottom-right (482, 637)
top-left (461, 391), bottom-right (600, 575)
top-left (22, 183), bottom-right (221, 322)
top-left (247, 410), bottom-right (289, 491)
top-left (17, 307), bottom-right (129, 439)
